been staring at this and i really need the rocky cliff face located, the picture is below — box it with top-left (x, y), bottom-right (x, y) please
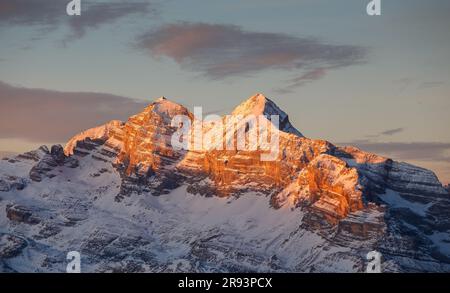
top-left (1, 94), bottom-right (449, 272)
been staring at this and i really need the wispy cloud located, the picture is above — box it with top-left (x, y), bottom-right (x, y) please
top-left (392, 77), bottom-right (446, 95)
top-left (380, 127), bottom-right (404, 136)
top-left (275, 68), bottom-right (328, 93)
top-left (0, 0), bottom-right (155, 40)
top-left (136, 22), bottom-right (366, 89)
top-left (392, 77), bottom-right (415, 95)
top-left (0, 81), bottom-right (149, 142)
top-left (418, 81), bottom-right (445, 89)
top-left (365, 127), bottom-right (405, 139)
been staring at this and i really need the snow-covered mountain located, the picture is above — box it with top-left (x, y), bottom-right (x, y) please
top-left (1, 94), bottom-right (449, 272)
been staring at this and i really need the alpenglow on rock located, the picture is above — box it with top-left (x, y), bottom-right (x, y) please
top-left (0, 94), bottom-right (449, 272)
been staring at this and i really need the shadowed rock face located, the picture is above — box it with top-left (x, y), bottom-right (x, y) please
top-left (29, 145), bottom-right (78, 182)
top-left (0, 234), bottom-right (27, 260)
top-left (6, 204), bottom-right (39, 225)
top-left (0, 175), bottom-right (26, 192)
top-left (2, 94), bottom-right (448, 272)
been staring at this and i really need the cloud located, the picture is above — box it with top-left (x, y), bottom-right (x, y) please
top-left (67, 1), bottom-right (154, 39)
top-left (0, 81), bottom-right (149, 142)
top-left (393, 77), bottom-right (414, 85)
top-left (392, 78), bottom-right (446, 95)
top-left (136, 22), bottom-right (366, 88)
top-left (290, 68), bottom-right (327, 85)
top-left (418, 81), bottom-right (445, 89)
top-left (275, 68), bottom-right (328, 93)
top-left (380, 127), bottom-right (404, 136)
top-left (338, 141), bottom-right (450, 163)
top-left (0, 0), bottom-right (154, 40)
top-left (365, 127), bottom-right (405, 139)
top-left (392, 77), bottom-right (415, 95)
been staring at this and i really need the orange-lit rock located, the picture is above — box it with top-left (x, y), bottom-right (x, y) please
top-left (116, 97), bottom-right (193, 176)
top-left (63, 94), bottom-right (449, 224)
top-left (64, 94), bottom-right (364, 222)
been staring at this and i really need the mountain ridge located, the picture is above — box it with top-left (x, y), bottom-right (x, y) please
top-left (1, 94), bottom-right (449, 272)
top-left (62, 94), bottom-right (448, 217)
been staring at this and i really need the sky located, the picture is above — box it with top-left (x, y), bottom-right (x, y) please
top-left (0, 0), bottom-right (449, 184)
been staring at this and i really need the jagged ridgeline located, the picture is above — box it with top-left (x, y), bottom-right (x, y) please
top-left (1, 94), bottom-right (449, 272)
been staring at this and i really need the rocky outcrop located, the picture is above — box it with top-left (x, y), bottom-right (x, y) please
top-left (0, 175), bottom-right (26, 192)
top-left (0, 233), bottom-right (27, 259)
top-left (444, 184), bottom-right (450, 194)
top-left (6, 204), bottom-right (40, 225)
top-left (336, 146), bottom-right (448, 199)
top-left (29, 145), bottom-right (78, 182)
top-left (16, 145), bottom-right (49, 162)
top-left (272, 154), bottom-right (363, 222)
top-left (64, 120), bottom-right (125, 156)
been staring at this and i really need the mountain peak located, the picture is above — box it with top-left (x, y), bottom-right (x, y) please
top-left (137, 97), bottom-right (192, 121)
top-left (148, 96), bottom-right (179, 109)
top-left (232, 93), bottom-right (303, 137)
top-left (250, 92), bottom-right (269, 105)
top-left (231, 93), bottom-right (269, 116)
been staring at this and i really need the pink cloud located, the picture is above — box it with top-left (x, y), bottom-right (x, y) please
top-left (136, 22), bottom-right (366, 85)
